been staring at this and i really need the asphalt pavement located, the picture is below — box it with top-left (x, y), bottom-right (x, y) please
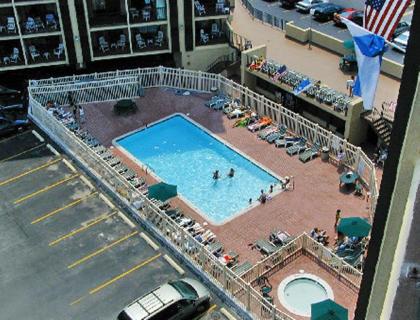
top-left (247, 0), bottom-right (414, 64)
top-left (0, 131), bottom-right (236, 320)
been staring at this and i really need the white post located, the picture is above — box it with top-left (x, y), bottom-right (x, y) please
top-left (355, 147), bottom-right (362, 173)
top-left (246, 284), bottom-right (251, 311)
top-left (314, 123), bottom-right (319, 143)
top-left (198, 71), bottom-right (202, 91)
top-left (159, 65), bottom-right (163, 86)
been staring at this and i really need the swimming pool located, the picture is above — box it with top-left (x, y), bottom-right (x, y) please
top-left (115, 114), bottom-right (281, 224)
top-left (278, 273), bottom-right (334, 317)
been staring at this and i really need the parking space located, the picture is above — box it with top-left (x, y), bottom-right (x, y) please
top-left (0, 131), bottom-right (236, 320)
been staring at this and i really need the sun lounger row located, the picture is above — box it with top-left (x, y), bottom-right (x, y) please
top-left (61, 117), bottom-right (150, 194)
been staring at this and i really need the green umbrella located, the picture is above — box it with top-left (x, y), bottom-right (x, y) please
top-left (343, 39), bottom-right (355, 50)
top-left (311, 299), bottom-right (348, 320)
top-left (338, 217), bottom-right (371, 238)
top-left (148, 182), bottom-right (177, 202)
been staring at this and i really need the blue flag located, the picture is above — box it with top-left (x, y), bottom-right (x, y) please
top-left (293, 79), bottom-right (312, 96)
top-left (343, 20), bottom-right (386, 110)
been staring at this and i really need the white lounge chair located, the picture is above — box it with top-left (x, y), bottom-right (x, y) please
top-left (7, 17), bottom-right (16, 33)
top-left (135, 33), bottom-right (146, 49)
top-left (29, 45), bottom-right (40, 61)
top-left (200, 29), bottom-right (209, 44)
top-left (54, 43), bottom-right (65, 59)
top-left (155, 31), bottom-right (164, 47)
top-left (98, 36), bottom-right (109, 53)
top-left (194, 1), bottom-right (206, 15)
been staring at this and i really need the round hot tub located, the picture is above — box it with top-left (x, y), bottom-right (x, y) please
top-left (278, 273), bottom-right (334, 317)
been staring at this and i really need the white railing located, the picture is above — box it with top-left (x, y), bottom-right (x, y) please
top-left (239, 233), bottom-right (362, 292)
top-left (28, 66), bottom-right (375, 318)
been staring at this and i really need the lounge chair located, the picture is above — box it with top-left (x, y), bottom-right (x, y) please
top-left (257, 126), bottom-right (277, 139)
top-left (269, 230), bottom-right (294, 247)
top-left (115, 163), bottom-right (128, 174)
top-left (275, 136), bottom-right (300, 148)
top-left (266, 125), bottom-right (287, 143)
top-left (129, 177), bottom-right (145, 188)
top-left (122, 168), bottom-right (136, 180)
top-left (101, 151), bottom-right (114, 160)
top-left (206, 241), bottom-right (224, 255)
top-left (299, 142), bottom-right (321, 163)
top-left (248, 117), bottom-right (272, 132)
top-left (286, 138), bottom-right (307, 155)
top-left (255, 239), bottom-right (277, 255)
top-left (227, 108), bottom-right (247, 119)
top-left (232, 261), bottom-right (253, 276)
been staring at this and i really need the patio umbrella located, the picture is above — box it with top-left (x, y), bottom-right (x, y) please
top-left (337, 217), bottom-right (371, 238)
top-left (343, 39), bottom-right (355, 50)
top-left (148, 182), bottom-right (177, 202)
top-left (311, 299), bottom-right (348, 320)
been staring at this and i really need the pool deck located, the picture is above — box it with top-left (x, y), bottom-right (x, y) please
top-left (83, 87), bottom-right (370, 317)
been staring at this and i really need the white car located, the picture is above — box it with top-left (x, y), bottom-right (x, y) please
top-left (117, 278), bottom-right (211, 320)
top-left (296, 0), bottom-right (327, 13)
top-left (393, 31), bottom-right (409, 53)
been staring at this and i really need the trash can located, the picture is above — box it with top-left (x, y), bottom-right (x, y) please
top-left (321, 147), bottom-right (330, 161)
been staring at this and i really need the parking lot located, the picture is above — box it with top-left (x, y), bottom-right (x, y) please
top-left (0, 131), bottom-right (236, 320)
top-left (245, 0), bottom-right (414, 64)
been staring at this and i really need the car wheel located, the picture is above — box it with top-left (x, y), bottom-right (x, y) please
top-left (197, 299), bottom-right (211, 313)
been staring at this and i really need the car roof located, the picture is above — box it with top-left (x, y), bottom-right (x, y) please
top-left (124, 284), bottom-right (182, 320)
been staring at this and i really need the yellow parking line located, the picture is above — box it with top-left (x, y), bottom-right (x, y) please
top-left (89, 253), bottom-right (161, 295)
top-left (31, 192), bottom-right (98, 225)
top-left (49, 211), bottom-right (116, 246)
top-left (0, 144), bottom-right (44, 163)
top-left (207, 304), bottom-right (217, 314)
top-left (14, 174), bottom-right (79, 205)
top-left (0, 158), bottom-right (61, 187)
top-left (67, 231), bottom-right (139, 269)
top-left (69, 296), bottom-right (84, 306)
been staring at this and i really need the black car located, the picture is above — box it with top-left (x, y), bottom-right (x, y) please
top-left (312, 4), bottom-right (344, 21)
top-left (0, 112), bottom-right (30, 138)
top-left (392, 20), bottom-right (410, 39)
top-left (281, 0), bottom-right (301, 9)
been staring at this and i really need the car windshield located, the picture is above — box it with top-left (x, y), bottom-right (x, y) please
top-left (399, 33), bottom-right (409, 41)
top-left (169, 280), bottom-right (198, 300)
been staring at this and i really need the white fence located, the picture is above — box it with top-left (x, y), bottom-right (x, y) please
top-left (28, 66), bottom-right (374, 319)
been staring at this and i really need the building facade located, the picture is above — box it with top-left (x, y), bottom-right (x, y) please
top-left (0, 0), bottom-right (236, 86)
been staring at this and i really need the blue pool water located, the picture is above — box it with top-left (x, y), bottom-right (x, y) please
top-left (116, 115), bottom-right (280, 224)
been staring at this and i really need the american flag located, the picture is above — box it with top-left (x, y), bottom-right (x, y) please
top-left (364, 0), bottom-right (410, 40)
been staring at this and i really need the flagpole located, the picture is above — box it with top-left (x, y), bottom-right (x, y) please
top-left (338, 15), bottom-right (406, 52)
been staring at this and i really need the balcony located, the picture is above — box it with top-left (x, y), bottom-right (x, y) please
top-left (0, 9), bottom-right (18, 38)
top-left (86, 0), bottom-right (127, 28)
top-left (130, 25), bottom-right (168, 53)
top-left (16, 3), bottom-right (60, 35)
top-left (195, 19), bottom-right (228, 47)
top-left (91, 29), bottom-right (130, 58)
top-left (24, 35), bottom-right (65, 65)
top-left (0, 40), bottom-right (24, 67)
top-left (194, 0), bottom-right (230, 18)
top-left (128, 0), bottom-right (167, 24)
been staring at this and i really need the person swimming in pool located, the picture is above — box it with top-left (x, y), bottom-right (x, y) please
top-left (213, 170), bottom-right (220, 180)
top-left (227, 168), bottom-right (235, 178)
